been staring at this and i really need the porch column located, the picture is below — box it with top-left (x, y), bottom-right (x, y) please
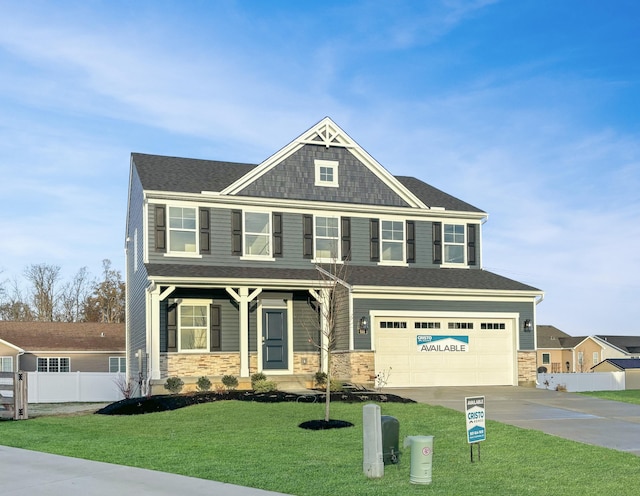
top-left (149, 286), bottom-right (161, 380)
top-left (226, 287), bottom-right (262, 378)
top-left (239, 287), bottom-right (250, 378)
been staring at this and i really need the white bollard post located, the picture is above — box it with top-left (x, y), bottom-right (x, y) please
top-left (362, 403), bottom-right (384, 478)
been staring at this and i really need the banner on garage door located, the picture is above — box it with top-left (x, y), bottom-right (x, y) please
top-left (417, 335), bottom-right (469, 352)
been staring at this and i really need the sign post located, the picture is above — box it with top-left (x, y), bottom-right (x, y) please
top-left (465, 396), bottom-right (485, 462)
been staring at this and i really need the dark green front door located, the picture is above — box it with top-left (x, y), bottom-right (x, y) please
top-left (262, 309), bottom-right (288, 370)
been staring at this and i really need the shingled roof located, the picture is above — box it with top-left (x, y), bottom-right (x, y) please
top-left (146, 263), bottom-right (540, 292)
top-left (537, 325), bottom-right (584, 349)
top-left (0, 322), bottom-right (125, 351)
top-left (591, 358), bottom-right (640, 370)
top-left (132, 152), bottom-right (484, 213)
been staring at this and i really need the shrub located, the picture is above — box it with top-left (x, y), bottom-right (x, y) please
top-left (251, 372), bottom-right (267, 388)
top-left (252, 379), bottom-right (278, 393)
top-left (164, 376), bottom-right (184, 394)
top-left (314, 371), bottom-right (327, 388)
top-left (221, 375), bottom-right (239, 390)
top-left (329, 379), bottom-right (344, 392)
top-left (196, 376), bottom-right (212, 392)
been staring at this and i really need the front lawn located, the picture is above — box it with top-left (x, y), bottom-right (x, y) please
top-left (2, 400), bottom-right (640, 495)
top-left (579, 389), bottom-right (640, 405)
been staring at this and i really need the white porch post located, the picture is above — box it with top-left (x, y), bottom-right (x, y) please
top-left (149, 286), bottom-right (161, 380)
top-left (239, 287), bottom-right (250, 378)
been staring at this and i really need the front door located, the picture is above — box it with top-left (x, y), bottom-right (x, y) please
top-left (262, 309), bottom-right (288, 370)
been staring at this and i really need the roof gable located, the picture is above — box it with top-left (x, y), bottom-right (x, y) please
top-left (221, 117), bottom-right (429, 209)
top-left (593, 358), bottom-right (640, 370)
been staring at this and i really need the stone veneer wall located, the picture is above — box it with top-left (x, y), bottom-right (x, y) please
top-left (518, 351), bottom-right (537, 386)
top-left (331, 351), bottom-right (375, 385)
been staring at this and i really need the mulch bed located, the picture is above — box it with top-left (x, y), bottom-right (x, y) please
top-left (96, 390), bottom-right (415, 416)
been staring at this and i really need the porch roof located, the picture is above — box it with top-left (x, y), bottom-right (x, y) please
top-left (146, 264), bottom-right (541, 292)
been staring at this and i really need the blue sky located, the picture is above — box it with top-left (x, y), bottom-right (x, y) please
top-left (0, 1), bottom-right (638, 336)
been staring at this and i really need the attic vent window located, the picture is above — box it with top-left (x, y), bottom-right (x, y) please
top-left (314, 159), bottom-right (339, 188)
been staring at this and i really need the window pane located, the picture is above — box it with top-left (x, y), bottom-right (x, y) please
top-left (180, 327), bottom-right (207, 350)
top-left (444, 245), bottom-right (464, 263)
top-left (382, 242), bottom-right (403, 261)
top-left (0, 357), bottom-right (12, 372)
top-left (170, 230), bottom-right (196, 252)
top-left (320, 166), bottom-right (333, 182)
top-left (382, 221), bottom-right (403, 240)
top-left (245, 234), bottom-right (270, 255)
top-left (444, 224), bottom-right (464, 243)
top-left (245, 212), bottom-right (269, 233)
top-left (169, 207), bottom-right (196, 229)
top-left (316, 239), bottom-right (338, 259)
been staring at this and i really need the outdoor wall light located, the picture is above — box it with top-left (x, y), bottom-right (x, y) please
top-left (358, 316), bottom-right (369, 335)
top-left (523, 319), bottom-right (533, 332)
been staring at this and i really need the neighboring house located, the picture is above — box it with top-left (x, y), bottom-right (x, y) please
top-left (536, 329), bottom-right (640, 373)
top-left (574, 335), bottom-right (640, 372)
top-left (591, 358), bottom-right (640, 389)
top-left (125, 117), bottom-right (544, 393)
top-left (536, 325), bottom-right (583, 373)
top-left (0, 321), bottom-right (126, 373)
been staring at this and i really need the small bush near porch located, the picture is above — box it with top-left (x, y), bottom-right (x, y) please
top-left (1, 400), bottom-right (639, 495)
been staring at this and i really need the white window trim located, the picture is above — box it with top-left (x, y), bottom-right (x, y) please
top-left (166, 205), bottom-right (200, 257)
top-left (314, 159), bottom-right (339, 188)
top-left (441, 223), bottom-right (467, 267)
top-left (241, 211), bottom-right (274, 260)
top-left (178, 299), bottom-right (212, 353)
top-left (133, 228), bottom-right (138, 272)
top-left (312, 215), bottom-right (342, 263)
top-left (378, 219), bottom-right (407, 266)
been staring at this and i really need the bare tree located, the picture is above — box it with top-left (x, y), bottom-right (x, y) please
top-left (84, 259), bottom-right (125, 323)
top-left (58, 267), bottom-right (91, 322)
top-left (0, 276), bottom-right (33, 321)
top-left (309, 260), bottom-right (350, 422)
top-left (24, 263), bottom-right (60, 322)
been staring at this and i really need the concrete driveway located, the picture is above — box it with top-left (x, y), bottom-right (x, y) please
top-left (388, 386), bottom-right (640, 456)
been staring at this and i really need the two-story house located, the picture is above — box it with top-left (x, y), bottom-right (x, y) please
top-left (125, 117), bottom-right (543, 394)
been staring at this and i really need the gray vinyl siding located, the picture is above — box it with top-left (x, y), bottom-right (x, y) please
top-left (334, 284), bottom-right (351, 351)
top-left (353, 298), bottom-right (535, 351)
top-left (126, 167), bottom-right (149, 381)
top-left (147, 205), bottom-right (481, 271)
top-left (239, 144), bottom-right (411, 207)
top-left (19, 352), bottom-right (124, 372)
top-left (292, 293), bottom-right (320, 352)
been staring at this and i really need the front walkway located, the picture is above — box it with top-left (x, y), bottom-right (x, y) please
top-left (389, 385), bottom-right (640, 456)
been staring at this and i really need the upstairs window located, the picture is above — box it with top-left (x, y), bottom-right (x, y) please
top-left (381, 220), bottom-right (404, 263)
top-left (314, 159), bottom-right (339, 187)
top-left (315, 216), bottom-right (340, 260)
top-left (169, 206), bottom-right (197, 253)
top-left (244, 212), bottom-right (271, 257)
top-left (179, 303), bottom-right (209, 352)
top-left (444, 224), bottom-right (465, 264)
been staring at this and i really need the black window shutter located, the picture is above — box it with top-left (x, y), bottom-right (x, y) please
top-left (231, 210), bottom-right (242, 255)
top-left (406, 220), bottom-right (416, 263)
top-left (341, 217), bottom-right (351, 261)
top-left (432, 222), bottom-right (442, 264)
top-left (273, 212), bottom-right (283, 257)
top-left (303, 214), bottom-right (313, 259)
top-left (370, 219), bottom-right (380, 262)
top-left (467, 224), bottom-right (477, 266)
top-left (155, 205), bottom-right (166, 252)
top-left (167, 302), bottom-right (177, 352)
top-left (210, 305), bottom-right (221, 351)
top-left (199, 208), bottom-right (210, 254)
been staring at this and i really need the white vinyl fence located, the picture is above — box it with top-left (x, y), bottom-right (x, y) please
top-left (27, 372), bottom-right (126, 403)
top-left (537, 372), bottom-right (625, 392)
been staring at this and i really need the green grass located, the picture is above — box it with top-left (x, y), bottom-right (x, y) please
top-left (579, 389), bottom-right (640, 405)
top-left (2, 400), bottom-right (640, 495)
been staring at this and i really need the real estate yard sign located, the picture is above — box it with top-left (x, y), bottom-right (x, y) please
top-left (465, 396), bottom-right (486, 444)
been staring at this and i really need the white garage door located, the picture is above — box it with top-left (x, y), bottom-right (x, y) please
top-left (374, 316), bottom-right (516, 387)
